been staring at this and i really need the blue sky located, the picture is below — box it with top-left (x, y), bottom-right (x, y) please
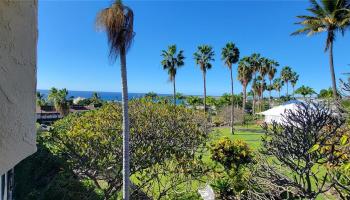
top-left (38, 0), bottom-right (350, 96)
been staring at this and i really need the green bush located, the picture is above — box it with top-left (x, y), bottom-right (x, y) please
top-left (210, 137), bottom-right (253, 170)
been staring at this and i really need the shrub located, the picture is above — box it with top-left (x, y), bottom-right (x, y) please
top-left (210, 137), bottom-right (253, 170)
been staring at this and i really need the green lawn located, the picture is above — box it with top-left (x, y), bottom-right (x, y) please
top-left (210, 125), bottom-right (264, 149)
top-left (134, 124), bottom-right (336, 199)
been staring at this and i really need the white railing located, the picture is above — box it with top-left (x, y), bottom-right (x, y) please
top-left (0, 169), bottom-right (13, 200)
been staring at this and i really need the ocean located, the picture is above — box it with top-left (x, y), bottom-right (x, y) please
top-left (37, 89), bottom-right (171, 101)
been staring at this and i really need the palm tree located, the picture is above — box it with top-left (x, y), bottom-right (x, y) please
top-left (252, 78), bottom-right (263, 113)
top-left (36, 92), bottom-right (46, 108)
top-left (91, 92), bottom-right (102, 105)
top-left (48, 87), bottom-right (69, 116)
top-left (281, 66), bottom-right (293, 96)
top-left (221, 42), bottom-right (240, 134)
top-left (246, 53), bottom-right (261, 114)
top-left (266, 59), bottom-right (279, 105)
top-left (273, 78), bottom-right (284, 98)
top-left (292, 0), bottom-right (350, 99)
top-left (290, 71), bottom-right (299, 97)
top-left (295, 85), bottom-right (316, 99)
top-left (96, 1), bottom-right (134, 198)
top-left (238, 57), bottom-right (253, 115)
top-left (257, 58), bottom-right (269, 111)
top-left (161, 45), bottom-right (185, 105)
top-left (194, 45), bottom-right (215, 114)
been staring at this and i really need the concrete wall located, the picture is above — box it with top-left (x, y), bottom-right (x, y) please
top-left (0, 0), bottom-right (38, 175)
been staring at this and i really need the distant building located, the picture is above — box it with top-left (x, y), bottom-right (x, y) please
top-left (36, 105), bottom-right (96, 124)
top-left (258, 100), bottom-right (306, 124)
top-left (73, 97), bottom-right (86, 104)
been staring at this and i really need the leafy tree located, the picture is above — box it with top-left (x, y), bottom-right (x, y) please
top-left (217, 93), bottom-right (243, 108)
top-left (48, 101), bottom-right (207, 199)
top-left (295, 85), bottom-right (316, 98)
top-left (318, 87), bottom-right (334, 99)
top-left (48, 87), bottom-right (70, 116)
top-left (222, 42), bottom-right (240, 134)
top-left (194, 45), bottom-right (215, 114)
top-left (144, 91), bottom-right (158, 100)
top-left (281, 66), bottom-right (293, 96)
top-left (161, 45), bottom-right (185, 105)
top-left (96, 0), bottom-right (135, 198)
top-left (290, 71), bottom-right (299, 97)
top-left (292, 0), bottom-right (350, 99)
top-left (262, 102), bottom-right (345, 199)
top-left (206, 96), bottom-right (218, 107)
top-left (186, 96), bottom-right (203, 107)
top-left (273, 78), bottom-right (284, 98)
top-left (238, 57), bottom-right (253, 115)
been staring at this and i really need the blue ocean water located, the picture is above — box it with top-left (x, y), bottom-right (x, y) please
top-left (37, 89), bottom-right (170, 101)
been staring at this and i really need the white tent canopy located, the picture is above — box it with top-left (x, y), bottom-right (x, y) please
top-left (258, 101), bottom-right (302, 124)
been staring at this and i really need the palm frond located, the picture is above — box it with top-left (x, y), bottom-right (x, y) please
top-left (96, 0), bottom-right (135, 61)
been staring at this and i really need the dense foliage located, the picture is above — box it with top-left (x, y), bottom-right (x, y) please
top-left (45, 101), bottom-right (207, 199)
top-left (211, 137), bottom-right (253, 170)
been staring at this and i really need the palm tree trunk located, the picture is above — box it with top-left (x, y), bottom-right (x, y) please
top-left (252, 92), bottom-right (255, 115)
top-left (203, 70), bottom-right (207, 114)
top-left (286, 82), bottom-right (289, 96)
top-left (173, 78), bottom-right (176, 106)
top-left (242, 84), bottom-right (247, 116)
top-left (292, 86), bottom-right (295, 97)
top-left (260, 83), bottom-right (264, 112)
top-left (120, 46), bottom-right (130, 200)
top-left (278, 90), bottom-right (281, 98)
top-left (269, 79), bottom-right (272, 108)
top-left (329, 41), bottom-right (337, 100)
top-left (230, 67), bottom-right (234, 134)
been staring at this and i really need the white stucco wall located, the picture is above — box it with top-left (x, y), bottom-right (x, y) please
top-left (0, 0), bottom-right (38, 175)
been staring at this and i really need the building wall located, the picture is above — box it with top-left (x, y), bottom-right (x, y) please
top-left (0, 0), bottom-right (38, 175)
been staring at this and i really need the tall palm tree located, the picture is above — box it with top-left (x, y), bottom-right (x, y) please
top-left (252, 78), bottom-right (263, 113)
top-left (238, 57), bottom-right (253, 115)
top-left (194, 45), bottom-right (215, 115)
top-left (221, 42), bottom-right (240, 134)
top-left (257, 58), bottom-right (269, 111)
top-left (267, 59), bottom-right (279, 105)
top-left (161, 45), bottom-right (185, 105)
top-left (292, 0), bottom-right (350, 99)
top-left (290, 71), bottom-right (299, 97)
top-left (273, 78), bottom-right (284, 98)
top-left (281, 66), bottom-right (293, 96)
top-left (96, 1), bottom-right (134, 199)
top-left (248, 54), bottom-right (262, 112)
